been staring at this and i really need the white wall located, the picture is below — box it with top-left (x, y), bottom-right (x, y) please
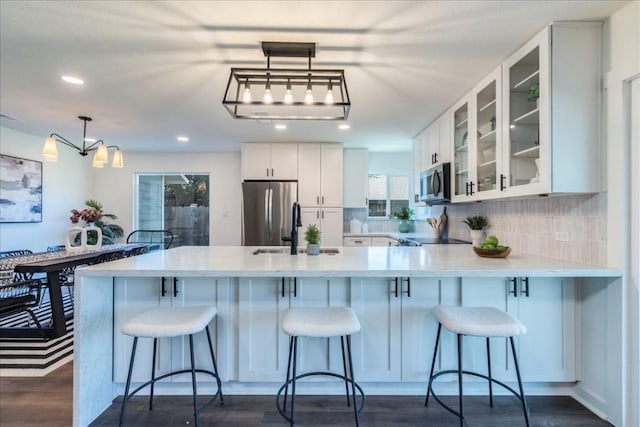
top-left (0, 126), bottom-right (92, 252)
top-left (92, 151), bottom-right (242, 246)
top-left (368, 151), bottom-right (411, 175)
top-left (603, 2), bottom-right (640, 426)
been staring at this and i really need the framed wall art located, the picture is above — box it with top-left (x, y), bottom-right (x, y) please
top-left (0, 154), bottom-right (43, 223)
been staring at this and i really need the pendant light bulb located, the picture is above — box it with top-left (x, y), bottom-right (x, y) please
top-left (242, 80), bottom-right (252, 103)
top-left (92, 150), bottom-right (105, 168)
top-left (284, 80), bottom-right (293, 104)
top-left (324, 81), bottom-right (334, 105)
top-left (112, 149), bottom-right (124, 168)
top-left (304, 81), bottom-right (314, 105)
top-left (263, 82), bottom-right (273, 104)
top-left (42, 136), bottom-right (59, 161)
top-left (95, 142), bottom-right (109, 164)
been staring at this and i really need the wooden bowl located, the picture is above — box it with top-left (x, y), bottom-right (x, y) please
top-left (472, 246), bottom-right (511, 258)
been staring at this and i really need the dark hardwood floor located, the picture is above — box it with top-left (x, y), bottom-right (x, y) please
top-left (0, 362), bottom-right (613, 427)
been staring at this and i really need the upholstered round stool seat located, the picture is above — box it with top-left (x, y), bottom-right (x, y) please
top-left (121, 305), bottom-right (217, 338)
top-left (431, 306), bottom-right (526, 337)
top-left (282, 307), bottom-right (361, 338)
top-left (426, 305), bottom-right (531, 427)
top-left (118, 304), bottom-right (223, 427)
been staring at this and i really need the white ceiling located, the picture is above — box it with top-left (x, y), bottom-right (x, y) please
top-left (0, 0), bottom-right (629, 153)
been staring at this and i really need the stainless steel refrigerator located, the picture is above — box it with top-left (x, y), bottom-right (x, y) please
top-left (242, 181), bottom-right (298, 246)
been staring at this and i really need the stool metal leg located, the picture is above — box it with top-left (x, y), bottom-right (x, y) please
top-left (425, 322), bottom-right (442, 406)
top-left (119, 337), bottom-right (138, 427)
top-left (189, 334), bottom-right (200, 427)
top-left (149, 338), bottom-right (157, 410)
top-left (346, 334), bottom-right (360, 427)
top-left (486, 337), bottom-right (493, 408)
top-left (283, 336), bottom-right (294, 412)
top-left (457, 333), bottom-right (464, 427)
top-left (341, 336), bottom-right (351, 407)
top-left (510, 337), bottom-right (531, 427)
top-left (290, 336), bottom-right (299, 426)
top-left (205, 325), bottom-right (224, 405)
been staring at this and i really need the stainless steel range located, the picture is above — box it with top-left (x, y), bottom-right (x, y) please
top-left (396, 237), bottom-right (470, 246)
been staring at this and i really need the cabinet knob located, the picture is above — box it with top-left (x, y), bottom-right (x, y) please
top-left (500, 174), bottom-right (506, 191)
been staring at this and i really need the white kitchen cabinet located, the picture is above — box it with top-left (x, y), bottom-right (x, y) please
top-left (461, 276), bottom-right (576, 382)
top-left (412, 133), bottom-right (424, 206)
top-left (451, 67), bottom-right (502, 202)
top-left (501, 23), bottom-right (602, 197)
top-left (238, 277), bottom-right (348, 381)
top-left (300, 207), bottom-right (343, 246)
top-left (242, 143), bottom-right (298, 180)
top-left (113, 276), bottom-right (225, 383)
top-left (298, 143), bottom-right (343, 207)
top-left (343, 148), bottom-right (369, 208)
top-left (425, 113), bottom-right (451, 167)
top-left (343, 236), bottom-right (371, 247)
top-left (371, 236), bottom-right (397, 247)
top-left (350, 276), bottom-right (456, 382)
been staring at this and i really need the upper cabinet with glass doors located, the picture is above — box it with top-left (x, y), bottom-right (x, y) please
top-left (451, 67), bottom-right (502, 202)
top-left (501, 22), bottom-right (603, 197)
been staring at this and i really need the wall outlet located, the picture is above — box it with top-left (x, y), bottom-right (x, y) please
top-left (554, 231), bottom-right (569, 241)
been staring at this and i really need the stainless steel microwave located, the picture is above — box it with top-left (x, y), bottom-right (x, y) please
top-left (420, 163), bottom-right (451, 204)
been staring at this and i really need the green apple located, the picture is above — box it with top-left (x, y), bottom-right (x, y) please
top-left (486, 235), bottom-right (499, 246)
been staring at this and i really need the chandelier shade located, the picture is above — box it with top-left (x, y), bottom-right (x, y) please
top-left (222, 42), bottom-right (350, 120)
top-left (43, 116), bottom-right (124, 168)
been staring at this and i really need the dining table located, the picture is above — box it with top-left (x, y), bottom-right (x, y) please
top-left (0, 243), bottom-right (148, 339)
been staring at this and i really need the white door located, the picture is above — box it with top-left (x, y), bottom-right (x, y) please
top-left (320, 144), bottom-right (343, 206)
top-left (343, 148), bottom-right (369, 208)
top-left (238, 277), bottom-right (290, 381)
top-left (319, 208), bottom-right (343, 246)
top-left (437, 112), bottom-right (451, 165)
top-left (350, 277), bottom-right (402, 381)
top-left (400, 277), bottom-right (442, 381)
top-left (270, 143), bottom-right (298, 180)
top-left (298, 144), bottom-right (321, 206)
top-left (242, 144), bottom-right (272, 180)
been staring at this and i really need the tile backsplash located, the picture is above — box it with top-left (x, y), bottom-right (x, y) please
top-left (345, 193), bottom-right (607, 266)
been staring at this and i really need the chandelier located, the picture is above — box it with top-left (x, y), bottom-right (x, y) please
top-left (222, 42), bottom-right (350, 120)
top-left (42, 116), bottom-right (124, 168)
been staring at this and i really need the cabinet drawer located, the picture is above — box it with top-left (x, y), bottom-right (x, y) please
top-left (343, 237), bottom-right (372, 247)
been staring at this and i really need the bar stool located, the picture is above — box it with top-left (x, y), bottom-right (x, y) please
top-left (119, 305), bottom-right (223, 427)
top-left (277, 307), bottom-right (365, 426)
top-left (425, 306), bottom-right (530, 427)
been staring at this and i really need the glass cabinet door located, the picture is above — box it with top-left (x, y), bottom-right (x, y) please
top-left (506, 45), bottom-right (541, 189)
top-left (475, 70), bottom-right (500, 196)
top-left (452, 99), bottom-right (469, 197)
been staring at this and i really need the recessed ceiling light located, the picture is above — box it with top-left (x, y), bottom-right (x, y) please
top-left (274, 124), bottom-right (287, 130)
top-left (61, 75), bottom-right (84, 85)
top-left (338, 124), bottom-right (350, 130)
top-left (177, 136), bottom-right (189, 142)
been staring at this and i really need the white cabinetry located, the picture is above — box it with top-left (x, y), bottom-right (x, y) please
top-left (343, 236), bottom-right (371, 247)
top-left (461, 276), bottom-right (576, 382)
top-left (501, 23), bottom-right (602, 197)
top-left (350, 276), bottom-right (456, 382)
top-left (242, 143), bottom-right (298, 180)
top-left (426, 113), bottom-right (451, 167)
top-left (301, 207), bottom-right (343, 246)
top-left (238, 277), bottom-right (348, 381)
top-left (113, 277), bottom-right (228, 383)
top-left (451, 67), bottom-right (502, 202)
top-left (298, 143), bottom-right (343, 207)
top-left (343, 148), bottom-right (369, 208)
top-left (412, 133), bottom-right (425, 206)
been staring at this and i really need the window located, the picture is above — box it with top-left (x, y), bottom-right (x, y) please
top-left (368, 174), bottom-right (409, 217)
top-left (135, 174), bottom-right (210, 247)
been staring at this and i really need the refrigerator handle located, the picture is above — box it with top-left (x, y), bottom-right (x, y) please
top-left (264, 188), bottom-right (270, 234)
top-left (268, 188), bottom-right (273, 235)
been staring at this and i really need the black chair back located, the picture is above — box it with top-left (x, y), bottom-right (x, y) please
top-left (126, 230), bottom-right (174, 249)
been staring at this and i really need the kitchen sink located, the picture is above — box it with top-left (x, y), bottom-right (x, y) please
top-left (298, 248), bottom-right (340, 255)
top-left (251, 248), bottom-right (340, 255)
top-left (251, 248), bottom-right (290, 255)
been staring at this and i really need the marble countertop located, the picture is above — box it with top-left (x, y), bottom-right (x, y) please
top-left (76, 246), bottom-right (621, 278)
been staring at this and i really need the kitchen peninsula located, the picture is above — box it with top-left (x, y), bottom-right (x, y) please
top-left (73, 246), bottom-right (622, 427)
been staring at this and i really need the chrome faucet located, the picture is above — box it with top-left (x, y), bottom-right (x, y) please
top-left (282, 202), bottom-right (302, 255)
